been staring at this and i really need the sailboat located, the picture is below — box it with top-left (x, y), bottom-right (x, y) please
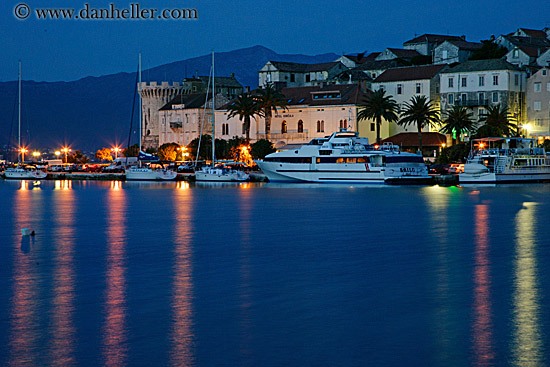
top-left (195, 52), bottom-right (249, 182)
top-left (125, 54), bottom-right (177, 181)
top-left (4, 62), bottom-right (47, 180)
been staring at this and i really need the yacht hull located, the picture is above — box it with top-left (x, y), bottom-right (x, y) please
top-left (4, 170), bottom-right (47, 180)
top-left (195, 170), bottom-right (249, 182)
top-left (125, 168), bottom-right (177, 181)
top-left (460, 171), bottom-right (550, 184)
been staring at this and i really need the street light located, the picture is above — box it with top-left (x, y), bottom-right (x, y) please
top-left (55, 151), bottom-right (61, 159)
top-left (523, 123), bottom-right (531, 138)
top-left (61, 147), bottom-right (71, 163)
top-left (111, 147), bottom-right (121, 160)
top-left (20, 147), bottom-right (28, 162)
top-left (32, 151), bottom-right (41, 161)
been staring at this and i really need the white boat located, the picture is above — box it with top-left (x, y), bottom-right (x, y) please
top-left (124, 54), bottom-right (176, 182)
top-left (125, 164), bottom-right (177, 181)
top-left (195, 51), bottom-right (249, 182)
top-left (4, 62), bottom-right (47, 180)
top-left (459, 137), bottom-right (550, 184)
top-left (256, 130), bottom-right (430, 184)
top-left (5, 165), bottom-right (48, 179)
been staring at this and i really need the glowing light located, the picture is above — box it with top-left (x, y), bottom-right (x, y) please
top-left (111, 147), bottom-right (121, 160)
top-left (479, 143), bottom-right (485, 149)
top-left (32, 151), bottom-right (40, 157)
top-left (176, 181), bottom-right (189, 190)
top-left (374, 144), bottom-right (379, 150)
top-left (441, 143), bottom-right (446, 148)
top-left (55, 151), bottom-right (61, 157)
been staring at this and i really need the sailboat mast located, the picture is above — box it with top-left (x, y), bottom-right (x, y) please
top-left (18, 61), bottom-right (21, 162)
top-left (211, 51), bottom-right (215, 166)
top-left (138, 53), bottom-right (142, 152)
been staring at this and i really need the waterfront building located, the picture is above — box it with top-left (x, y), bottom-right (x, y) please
top-left (258, 61), bottom-right (348, 88)
top-left (439, 59), bottom-right (527, 129)
top-left (433, 40), bottom-right (482, 64)
top-left (371, 64), bottom-right (447, 136)
top-left (157, 93), bottom-right (230, 147)
top-left (526, 67), bottom-right (550, 140)
top-left (140, 75), bottom-right (242, 149)
top-left (216, 84), bottom-right (371, 147)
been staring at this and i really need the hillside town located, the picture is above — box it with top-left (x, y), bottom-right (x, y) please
top-left (143, 27), bottom-right (550, 159)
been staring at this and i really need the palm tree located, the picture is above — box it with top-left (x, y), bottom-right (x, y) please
top-left (440, 106), bottom-right (475, 144)
top-left (478, 104), bottom-right (516, 137)
top-left (397, 95), bottom-right (440, 154)
top-left (256, 83), bottom-right (288, 137)
top-left (227, 92), bottom-right (261, 142)
top-left (357, 89), bottom-right (399, 144)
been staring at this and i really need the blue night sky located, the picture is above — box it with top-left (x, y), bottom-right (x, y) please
top-left (1, 0), bottom-right (549, 82)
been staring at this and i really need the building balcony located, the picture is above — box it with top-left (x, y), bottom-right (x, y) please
top-left (456, 99), bottom-right (489, 107)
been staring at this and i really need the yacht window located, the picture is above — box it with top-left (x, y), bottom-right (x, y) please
top-left (336, 158), bottom-right (345, 163)
top-left (357, 157), bottom-right (367, 163)
top-left (346, 158), bottom-right (357, 163)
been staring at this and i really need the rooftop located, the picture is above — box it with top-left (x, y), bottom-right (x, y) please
top-left (374, 64), bottom-right (447, 82)
top-left (267, 61), bottom-right (341, 73)
top-left (404, 34), bottom-right (464, 45)
top-left (381, 132), bottom-right (447, 147)
top-left (441, 58), bottom-right (521, 73)
top-left (444, 39), bottom-right (483, 51)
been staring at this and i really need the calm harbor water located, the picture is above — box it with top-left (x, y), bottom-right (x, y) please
top-left (0, 179), bottom-right (549, 366)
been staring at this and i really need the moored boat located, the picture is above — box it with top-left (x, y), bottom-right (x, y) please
top-left (256, 129), bottom-right (430, 184)
top-left (459, 137), bottom-right (550, 184)
top-left (4, 165), bottom-right (48, 180)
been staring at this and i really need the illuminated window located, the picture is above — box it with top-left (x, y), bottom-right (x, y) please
top-left (281, 120), bottom-right (287, 133)
top-left (298, 120), bottom-right (304, 133)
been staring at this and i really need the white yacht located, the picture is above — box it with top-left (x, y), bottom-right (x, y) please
top-left (256, 130), bottom-right (430, 184)
top-left (5, 165), bottom-right (48, 180)
top-left (459, 137), bottom-right (550, 184)
top-left (125, 164), bottom-right (177, 181)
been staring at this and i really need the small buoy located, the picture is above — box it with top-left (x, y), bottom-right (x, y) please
top-left (22, 228), bottom-right (30, 236)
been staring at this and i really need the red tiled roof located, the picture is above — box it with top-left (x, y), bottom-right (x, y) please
top-left (518, 28), bottom-right (547, 38)
top-left (386, 48), bottom-right (421, 58)
top-left (446, 40), bottom-right (483, 51)
top-left (374, 64), bottom-right (447, 83)
top-left (381, 132), bottom-right (446, 147)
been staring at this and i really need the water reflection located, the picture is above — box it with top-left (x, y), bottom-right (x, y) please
top-left (512, 203), bottom-right (543, 366)
top-left (422, 186), bottom-right (453, 365)
top-left (102, 184), bottom-right (128, 366)
top-left (238, 188), bottom-right (253, 364)
top-left (50, 187), bottom-right (77, 366)
top-left (9, 183), bottom-right (39, 366)
top-left (170, 188), bottom-right (194, 366)
top-left (54, 180), bottom-right (72, 190)
top-left (471, 205), bottom-right (494, 366)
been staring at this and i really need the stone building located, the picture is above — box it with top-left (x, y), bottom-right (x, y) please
top-left (433, 40), bottom-right (482, 64)
top-left (258, 61), bottom-right (348, 88)
top-left (403, 34), bottom-right (464, 56)
top-left (371, 64), bottom-right (447, 136)
top-left (526, 67), bottom-right (550, 140)
top-left (439, 59), bottom-right (527, 127)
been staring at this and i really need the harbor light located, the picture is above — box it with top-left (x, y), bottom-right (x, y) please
top-left (32, 151), bottom-right (41, 160)
top-left (55, 151), bottom-right (61, 157)
top-left (111, 146), bottom-right (121, 159)
top-left (61, 147), bottom-right (71, 163)
top-left (20, 147), bottom-right (28, 161)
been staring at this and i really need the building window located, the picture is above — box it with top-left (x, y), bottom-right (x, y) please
top-left (306, 74), bottom-right (311, 83)
top-left (416, 83), bottom-right (421, 94)
top-left (321, 120), bottom-right (325, 132)
top-left (317, 120), bottom-right (321, 132)
top-left (442, 50), bottom-right (448, 61)
top-left (493, 75), bottom-right (499, 85)
top-left (461, 77), bottom-right (467, 87)
top-left (461, 93), bottom-right (467, 104)
top-left (397, 84), bottom-right (403, 94)
top-left (543, 69), bottom-right (548, 76)
top-left (281, 120), bottom-right (287, 133)
top-left (290, 74), bottom-right (295, 82)
top-left (534, 101), bottom-right (542, 111)
top-left (379, 85), bottom-right (385, 92)
top-left (479, 92), bottom-right (485, 104)
top-left (448, 77), bottom-right (454, 88)
top-left (514, 74), bottom-right (519, 86)
top-left (448, 93), bottom-right (454, 104)
top-left (344, 119), bottom-right (347, 129)
top-left (370, 123), bottom-right (375, 132)
top-left (492, 92), bottom-right (498, 103)
top-left (479, 75), bottom-right (484, 86)
top-left (478, 108), bottom-right (485, 116)
top-left (298, 120), bottom-right (304, 133)
top-left (534, 82), bottom-right (542, 92)
top-left (536, 118), bottom-right (543, 126)
top-left (513, 49), bottom-right (519, 58)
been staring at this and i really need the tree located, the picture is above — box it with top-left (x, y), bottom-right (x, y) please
top-left (469, 40), bottom-right (508, 60)
top-left (478, 104), bottom-right (516, 137)
top-left (123, 143), bottom-right (139, 157)
top-left (357, 89), bottom-right (399, 144)
top-left (397, 95), bottom-right (440, 154)
top-left (250, 139), bottom-right (276, 159)
top-left (96, 148), bottom-right (113, 161)
top-left (188, 135), bottom-right (212, 161)
top-left (67, 150), bottom-right (89, 164)
top-left (227, 92), bottom-right (261, 142)
top-left (256, 83), bottom-right (288, 137)
top-left (158, 143), bottom-right (179, 161)
top-left (439, 106), bottom-right (476, 144)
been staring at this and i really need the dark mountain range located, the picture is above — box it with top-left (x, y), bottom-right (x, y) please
top-left (0, 45), bottom-right (338, 152)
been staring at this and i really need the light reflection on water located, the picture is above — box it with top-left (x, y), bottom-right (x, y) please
top-left (9, 183), bottom-right (39, 366)
top-left (472, 204), bottom-right (494, 366)
top-left (169, 187), bottom-right (194, 366)
top-left (50, 187), bottom-right (77, 366)
top-left (513, 203), bottom-right (543, 366)
top-left (2, 182), bottom-right (550, 366)
top-left (102, 183), bottom-right (128, 366)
